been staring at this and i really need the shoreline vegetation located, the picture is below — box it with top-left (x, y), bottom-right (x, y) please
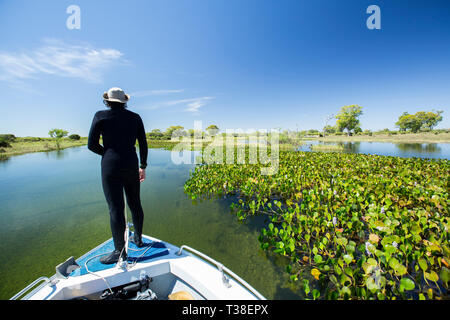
top-left (0, 136), bottom-right (87, 159)
top-left (1, 130), bottom-right (449, 160)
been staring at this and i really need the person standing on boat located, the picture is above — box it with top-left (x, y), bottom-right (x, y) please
top-left (88, 87), bottom-right (148, 264)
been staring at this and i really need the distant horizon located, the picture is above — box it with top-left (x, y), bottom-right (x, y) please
top-left (10, 123), bottom-right (450, 139)
top-left (1, 0), bottom-right (449, 137)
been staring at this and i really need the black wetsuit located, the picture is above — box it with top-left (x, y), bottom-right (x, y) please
top-left (88, 106), bottom-right (148, 251)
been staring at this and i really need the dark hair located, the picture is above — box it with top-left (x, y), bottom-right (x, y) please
top-left (104, 100), bottom-right (127, 109)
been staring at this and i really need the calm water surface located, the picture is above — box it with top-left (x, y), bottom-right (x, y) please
top-left (299, 140), bottom-right (450, 159)
top-left (0, 147), bottom-right (299, 299)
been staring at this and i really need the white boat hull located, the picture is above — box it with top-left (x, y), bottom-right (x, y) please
top-left (13, 234), bottom-right (266, 300)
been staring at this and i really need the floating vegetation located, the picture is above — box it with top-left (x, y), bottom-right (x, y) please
top-left (184, 151), bottom-right (450, 299)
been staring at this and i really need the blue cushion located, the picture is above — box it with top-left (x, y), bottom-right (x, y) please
top-left (69, 235), bottom-right (169, 277)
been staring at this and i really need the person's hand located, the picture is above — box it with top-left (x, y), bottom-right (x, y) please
top-left (139, 168), bottom-right (146, 183)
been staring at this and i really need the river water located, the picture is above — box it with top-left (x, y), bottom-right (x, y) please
top-left (0, 147), bottom-right (299, 299)
top-left (298, 140), bottom-right (450, 159)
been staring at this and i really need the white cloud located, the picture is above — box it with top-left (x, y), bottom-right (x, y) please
top-left (139, 96), bottom-right (215, 112)
top-left (0, 39), bottom-right (124, 85)
top-left (165, 96), bottom-right (215, 112)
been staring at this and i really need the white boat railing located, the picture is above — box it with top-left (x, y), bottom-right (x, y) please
top-left (10, 277), bottom-right (55, 300)
top-left (176, 245), bottom-right (266, 300)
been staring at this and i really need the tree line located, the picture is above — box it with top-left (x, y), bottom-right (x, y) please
top-left (147, 125), bottom-right (219, 140)
top-left (322, 105), bottom-right (444, 136)
top-left (146, 106), bottom-right (445, 141)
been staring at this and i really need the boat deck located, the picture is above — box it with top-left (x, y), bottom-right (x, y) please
top-left (13, 234), bottom-right (266, 300)
top-left (70, 236), bottom-right (169, 277)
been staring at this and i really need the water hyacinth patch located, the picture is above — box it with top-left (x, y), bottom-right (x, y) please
top-left (184, 151), bottom-right (449, 299)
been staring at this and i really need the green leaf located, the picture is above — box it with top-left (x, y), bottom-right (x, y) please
top-left (424, 271), bottom-right (439, 282)
top-left (400, 277), bottom-right (415, 291)
top-left (343, 254), bottom-right (353, 265)
top-left (366, 277), bottom-right (380, 293)
top-left (287, 242), bottom-right (295, 253)
top-left (314, 254), bottom-right (323, 264)
top-left (440, 267), bottom-right (450, 284)
top-left (346, 244), bottom-right (356, 253)
top-left (312, 289), bottom-right (320, 300)
top-left (389, 258), bottom-right (407, 276)
top-left (340, 286), bottom-right (351, 297)
top-left (418, 258), bottom-right (428, 272)
top-left (302, 279), bottom-right (310, 295)
top-left (336, 237), bottom-right (348, 246)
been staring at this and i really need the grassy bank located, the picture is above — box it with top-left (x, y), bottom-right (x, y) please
top-left (309, 132), bottom-right (450, 143)
top-left (0, 137), bottom-right (88, 159)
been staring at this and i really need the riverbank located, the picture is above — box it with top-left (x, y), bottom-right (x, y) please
top-left (0, 137), bottom-right (88, 159)
top-left (307, 132), bottom-right (450, 143)
top-left (2, 132), bottom-right (449, 160)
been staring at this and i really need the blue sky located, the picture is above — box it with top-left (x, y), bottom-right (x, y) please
top-left (0, 0), bottom-right (449, 137)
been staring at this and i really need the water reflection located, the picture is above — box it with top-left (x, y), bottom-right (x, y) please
top-left (44, 148), bottom-right (70, 160)
top-left (335, 142), bottom-right (361, 153)
top-left (0, 154), bottom-right (11, 164)
top-left (396, 143), bottom-right (441, 154)
top-left (326, 142), bottom-right (441, 155)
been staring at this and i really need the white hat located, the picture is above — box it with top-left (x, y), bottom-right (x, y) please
top-left (103, 87), bottom-right (130, 103)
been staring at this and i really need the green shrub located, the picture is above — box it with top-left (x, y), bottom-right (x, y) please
top-left (68, 134), bottom-right (81, 140)
top-left (0, 137), bottom-right (11, 148)
top-left (0, 134), bottom-right (16, 142)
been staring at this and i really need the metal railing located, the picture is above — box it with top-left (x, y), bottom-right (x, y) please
top-left (10, 277), bottom-right (55, 300)
top-left (176, 245), bottom-right (266, 300)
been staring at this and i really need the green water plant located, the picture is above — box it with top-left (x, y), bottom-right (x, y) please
top-left (184, 151), bottom-right (449, 300)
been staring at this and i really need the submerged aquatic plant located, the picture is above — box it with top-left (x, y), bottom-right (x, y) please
top-left (184, 151), bottom-right (450, 300)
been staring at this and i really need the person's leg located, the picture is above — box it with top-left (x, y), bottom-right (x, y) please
top-left (123, 168), bottom-right (144, 244)
top-left (101, 169), bottom-right (126, 251)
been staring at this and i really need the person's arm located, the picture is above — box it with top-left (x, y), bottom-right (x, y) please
top-left (87, 112), bottom-right (105, 156)
top-left (137, 115), bottom-right (148, 169)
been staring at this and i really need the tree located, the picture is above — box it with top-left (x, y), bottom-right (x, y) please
top-left (395, 110), bottom-right (443, 132)
top-left (335, 105), bottom-right (363, 136)
top-left (396, 112), bottom-right (417, 132)
top-left (147, 129), bottom-right (164, 140)
top-left (165, 126), bottom-right (186, 140)
top-left (323, 113), bottom-right (335, 137)
top-left (419, 110), bottom-right (443, 130)
top-left (48, 129), bottom-right (68, 149)
top-left (323, 125), bottom-right (336, 134)
top-left (206, 124), bottom-right (219, 136)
